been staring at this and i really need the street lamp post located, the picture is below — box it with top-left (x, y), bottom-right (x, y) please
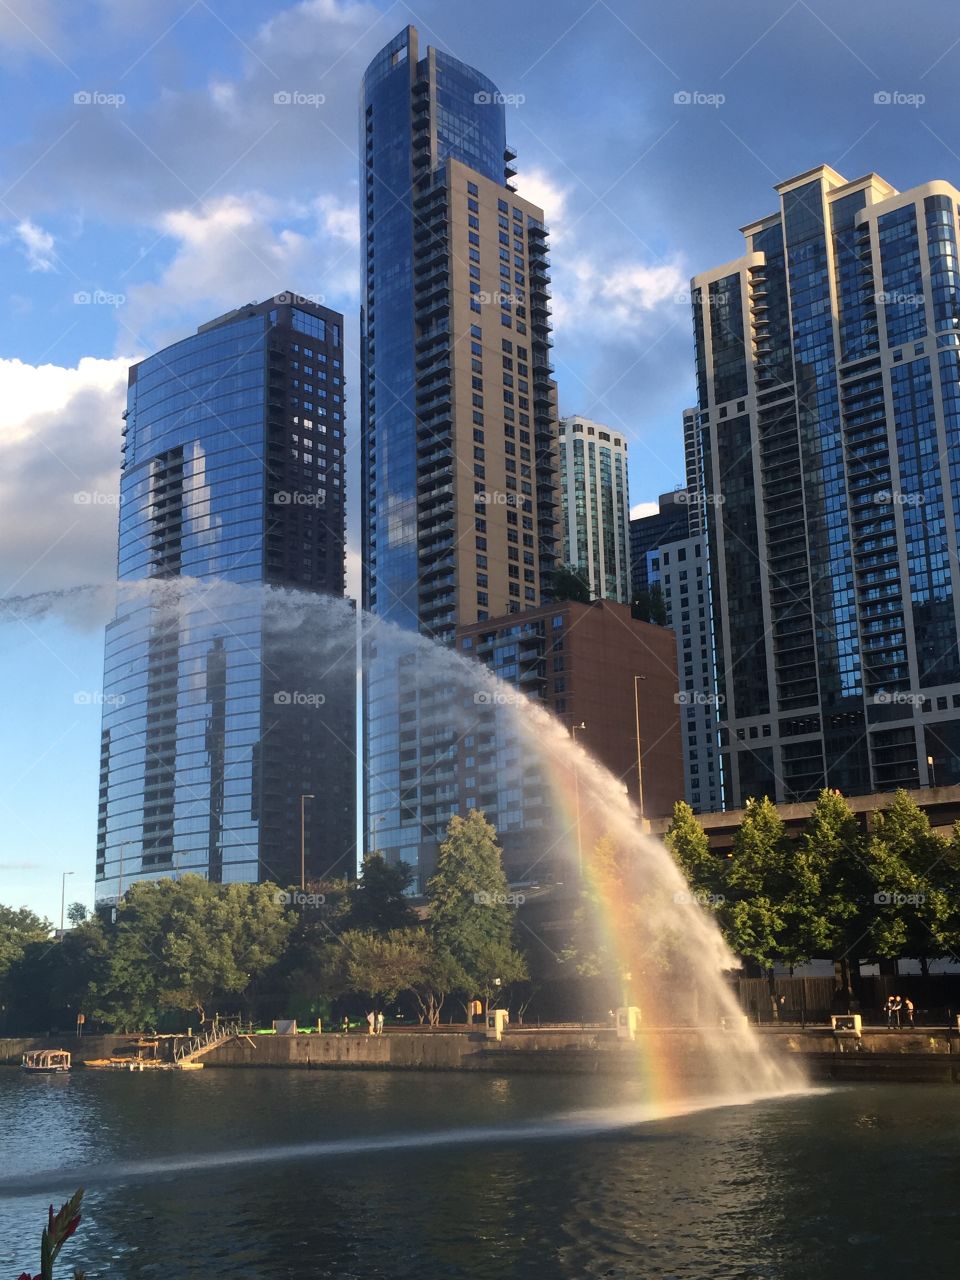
top-left (300, 793), bottom-right (315, 891)
top-left (571, 721), bottom-right (586, 877)
top-left (60, 871), bottom-right (74, 936)
top-left (927, 754), bottom-right (937, 788)
top-left (633, 675), bottom-right (647, 822)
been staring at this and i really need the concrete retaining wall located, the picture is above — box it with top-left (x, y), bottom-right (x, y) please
top-left (5, 1027), bottom-right (960, 1081)
top-left (0, 1036), bottom-right (131, 1066)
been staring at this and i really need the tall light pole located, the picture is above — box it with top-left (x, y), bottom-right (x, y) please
top-left (60, 871), bottom-right (74, 936)
top-left (633, 675), bottom-right (647, 822)
top-left (571, 721), bottom-right (586, 877)
top-left (300, 793), bottom-right (315, 891)
top-left (927, 754), bottom-right (937, 788)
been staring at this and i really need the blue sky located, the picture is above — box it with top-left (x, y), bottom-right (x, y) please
top-left (3, 0), bottom-right (960, 919)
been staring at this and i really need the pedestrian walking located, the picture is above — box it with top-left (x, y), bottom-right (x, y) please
top-left (903, 996), bottom-right (915, 1028)
top-left (366, 1011), bottom-right (375, 1035)
top-left (376, 1011), bottom-right (385, 1036)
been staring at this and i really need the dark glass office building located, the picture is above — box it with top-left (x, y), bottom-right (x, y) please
top-left (629, 490), bottom-right (691, 598)
top-left (361, 28), bottom-right (560, 887)
top-left (95, 296), bottom-right (355, 900)
top-left (692, 165), bottom-right (960, 806)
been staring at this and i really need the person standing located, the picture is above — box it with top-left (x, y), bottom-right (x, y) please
top-left (891, 995), bottom-right (903, 1028)
top-left (903, 996), bottom-right (915, 1028)
top-left (376, 1011), bottom-right (385, 1036)
top-left (885, 995), bottom-right (897, 1028)
top-left (341, 1015), bottom-right (350, 1035)
top-left (366, 1011), bottom-right (375, 1036)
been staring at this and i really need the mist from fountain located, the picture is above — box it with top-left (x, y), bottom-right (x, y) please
top-left (1, 578), bottom-right (808, 1109)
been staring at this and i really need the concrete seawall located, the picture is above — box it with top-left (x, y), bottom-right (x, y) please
top-left (168, 1026), bottom-right (960, 1083)
top-left (5, 1027), bottom-right (960, 1082)
top-left (0, 1035), bottom-right (131, 1066)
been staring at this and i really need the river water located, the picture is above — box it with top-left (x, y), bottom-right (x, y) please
top-left (0, 1068), bottom-right (955, 1278)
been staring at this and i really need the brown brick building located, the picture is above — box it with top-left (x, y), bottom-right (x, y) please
top-left (456, 598), bottom-right (685, 883)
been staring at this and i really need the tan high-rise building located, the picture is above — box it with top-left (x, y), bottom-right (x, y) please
top-left (361, 27), bottom-right (560, 886)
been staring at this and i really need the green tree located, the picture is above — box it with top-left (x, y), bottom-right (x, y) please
top-left (664, 801), bottom-right (721, 898)
top-left (0, 905), bottom-right (50, 984)
top-left (550, 563), bottom-right (592, 603)
top-left (266, 877), bottom-right (351, 1020)
top-left (796, 789), bottom-right (870, 1004)
top-left (866, 790), bottom-right (954, 974)
top-left (161, 878), bottom-right (293, 1025)
top-left (428, 811), bottom-right (527, 1014)
top-left (337, 927), bottom-right (429, 1009)
top-left (724, 796), bottom-right (819, 987)
top-left (5, 914), bottom-right (111, 1034)
top-left (631, 583), bottom-right (667, 626)
top-left (66, 902), bottom-right (89, 927)
top-left (87, 878), bottom-right (292, 1030)
top-left (346, 853), bottom-right (418, 934)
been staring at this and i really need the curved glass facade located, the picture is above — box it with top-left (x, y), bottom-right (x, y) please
top-left (361, 28), bottom-right (558, 887)
top-left (96, 299), bottom-right (354, 900)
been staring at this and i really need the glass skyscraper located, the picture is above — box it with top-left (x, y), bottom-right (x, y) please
top-left (361, 27), bottom-right (560, 887)
top-left (558, 416), bottom-right (631, 602)
top-left (95, 296), bottom-right (355, 901)
top-left (692, 165), bottom-right (960, 806)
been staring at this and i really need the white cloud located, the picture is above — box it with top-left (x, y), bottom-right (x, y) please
top-left (630, 501), bottom-right (660, 520)
top-left (518, 167), bottom-right (569, 235)
top-left (345, 543), bottom-right (362, 601)
top-left (0, 0), bottom-right (60, 54)
top-left (0, 356), bottom-right (131, 596)
top-left (118, 189), bottom-right (362, 350)
top-left (14, 219), bottom-right (56, 272)
top-left (552, 253), bottom-right (687, 335)
top-left (315, 194), bottom-right (360, 245)
top-left (121, 195), bottom-right (314, 347)
top-left (257, 0), bottom-right (382, 54)
top-left (516, 165), bottom-right (687, 343)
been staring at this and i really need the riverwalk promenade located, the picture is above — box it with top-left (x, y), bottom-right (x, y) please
top-left (4, 1024), bottom-right (960, 1082)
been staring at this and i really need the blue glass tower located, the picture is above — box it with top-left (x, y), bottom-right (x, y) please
top-left (95, 296), bottom-right (355, 900)
top-left (693, 166), bottom-right (960, 806)
top-left (361, 28), bottom-right (560, 886)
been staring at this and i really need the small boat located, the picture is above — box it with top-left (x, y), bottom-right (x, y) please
top-left (21, 1049), bottom-right (71, 1074)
